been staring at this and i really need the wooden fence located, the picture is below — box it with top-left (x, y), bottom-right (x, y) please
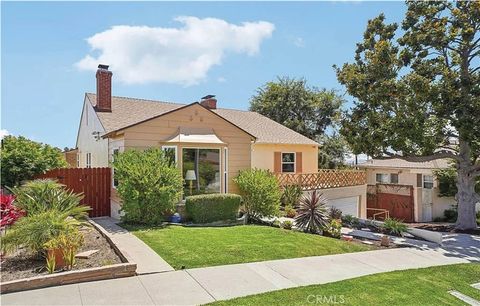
top-left (276, 169), bottom-right (366, 190)
top-left (36, 168), bottom-right (111, 217)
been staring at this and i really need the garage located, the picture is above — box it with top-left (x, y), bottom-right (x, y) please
top-left (327, 196), bottom-right (359, 217)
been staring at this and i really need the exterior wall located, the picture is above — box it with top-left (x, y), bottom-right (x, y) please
top-left (365, 167), bottom-right (456, 222)
top-left (76, 98), bottom-right (109, 167)
top-left (64, 149), bottom-right (78, 168)
top-left (303, 185), bottom-right (367, 218)
top-left (251, 143), bottom-right (318, 173)
top-left (119, 103), bottom-right (253, 194)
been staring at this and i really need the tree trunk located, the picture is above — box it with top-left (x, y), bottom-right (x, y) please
top-left (455, 139), bottom-right (478, 230)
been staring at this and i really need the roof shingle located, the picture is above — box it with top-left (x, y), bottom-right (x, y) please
top-left (357, 158), bottom-right (452, 169)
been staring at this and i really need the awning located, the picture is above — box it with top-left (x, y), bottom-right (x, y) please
top-left (164, 127), bottom-right (226, 144)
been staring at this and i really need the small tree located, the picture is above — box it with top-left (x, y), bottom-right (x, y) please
top-left (1, 136), bottom-right (67, 187)
top-left (112, 148), bottom-right (183, 225)
top-left (234, 169), bottom-right (281, 220)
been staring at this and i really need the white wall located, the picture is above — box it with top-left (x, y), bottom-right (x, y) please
top-left (303, 185), bottom-right (367, 218)
top-left (76, 96), bottom-right (109, 167)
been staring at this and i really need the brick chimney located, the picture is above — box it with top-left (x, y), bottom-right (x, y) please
top-left (95, 64), bottom-right (112, 112)
top-left (200, 95), bottom-right (217, 110)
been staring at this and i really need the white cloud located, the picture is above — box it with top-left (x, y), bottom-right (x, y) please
top-left (293, 37), bottom-right (305, 48)
top-left (217, 77), bottom-right (227, 83)
top-left (75, 17), bottom-right (274, 86)
top-left (0, 129), bottom-right (10, 140)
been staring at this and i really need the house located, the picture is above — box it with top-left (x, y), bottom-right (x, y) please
top-left (76, 65), bottom-right (321, 218)
top-left (358, 158), bottom-right (456, 222)
top-left (63, 148), bottom-right (78, 168)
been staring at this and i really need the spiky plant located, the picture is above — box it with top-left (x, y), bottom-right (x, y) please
top-left (294, 190), bottom-right (330, 234)
top-left (329, 207), bottom-right (342, 220)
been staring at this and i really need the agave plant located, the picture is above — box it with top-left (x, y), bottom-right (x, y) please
top-left (294, 190), bottom-right (330, 234)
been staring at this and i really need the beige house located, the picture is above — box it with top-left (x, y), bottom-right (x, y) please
top-left (76, 65), bottom-right (321, 218)
top-left (358, 158), bottom-right (456, 222)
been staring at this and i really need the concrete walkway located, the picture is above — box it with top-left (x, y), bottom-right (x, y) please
top-left (2, 246), bottom-right (474, 306)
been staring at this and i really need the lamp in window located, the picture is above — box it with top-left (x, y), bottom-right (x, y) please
top-left (185, 170), bottom-right (197, 195)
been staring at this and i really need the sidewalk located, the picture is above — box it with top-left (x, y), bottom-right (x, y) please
top-left (2, 247), bottom-right (472, 305)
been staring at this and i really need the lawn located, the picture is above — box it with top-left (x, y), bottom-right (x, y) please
top-left (124, 224), bottom-right (373, 269)
top-left (210, 263), bottom-right (480, 306)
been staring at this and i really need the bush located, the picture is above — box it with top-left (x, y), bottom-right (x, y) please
top-left (382, 218), bottom-right (408, 236)
top-left (443, 208), bottom-right (458, 223)
top-left (11, 180), bottom-right (89, 220)
top-left (342, 215), bottom-right (360, 229)
top-left (324, 219), bottom-right (342, 238)
top-left (329, 207), bottom-right (342, 220)
top-left (1, 136), bottom-right (67, 188)
top-left (281, 185), bottom-right (302, 207)
top-left (281, 220), bottom-right (293, 230)
top-left (113, 148), bottom-right (183, 225)
top-left (284, 205), bottom-right (297, 218)
top-left (234, 169), bottom-right (281, 219)
top-left (186, 193), bottom-right (242, 224)
top-left (294, 190), bottom-right (329, 234)
top-left (1, 193), bottom-right (24, 227)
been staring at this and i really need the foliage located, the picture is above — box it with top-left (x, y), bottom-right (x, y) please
top-left (281, 185), bottom-right (302, 208)
top-left (1, 210), bottom-right (84, 254)
top-left (281, 220), bottom-right (293, 230)
top-left (329, 207), bottom-right (343, 220)
top-left (382, 218), bottom-right (408, 237)
top-left (112, 148), bottom-right (183, 225)
top-left (284, 205), bottom-right (297, 218)
top-left (250, 77), bottom-right (343, 140)
top-left (234, 169), bottom-right (281, 219)
top-left (294, 191), bottom-right (330, 234)
top-left (46, 252), bottom-right (56, 274)
top-left (185, 193), bottom-right (242, 223)
top-left (342, 215), bottom-right (360, 229)
top-left (0, 193), bottom-right (25, 227)
top-left (272, 219), bottom-right (281, 228)
top-left (1, 135), bottom-right (67, 188)
top-left (335, 2), bottom-right (480, 230)
top-left (11, 180), bottom-right (89, 220)
top-left (434, 168), bottom-right (480, 198)
top-left (443, 208), bottom-right (458, 223)
top-left (44, 231), bottom-right (84, 270)
top-left (325, 219), bottom-right (342, 239)
top-left (318, 133), bottom-right (349, 169)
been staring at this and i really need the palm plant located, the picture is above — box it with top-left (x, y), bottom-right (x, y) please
top-left (10, 179), bottom-right (89, 220)
top-left (294, 190), bottom-right (330, 234)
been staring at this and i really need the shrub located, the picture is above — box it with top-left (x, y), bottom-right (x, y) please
top-left (44, 231), bottom-right (84, 270)
top-left (341, 214), bottom-right (360, 229)
top-left (0, 193), bottom-right (24, 227)
top-left (329, 207), bottom-right (342, 220)
top-left (281, 220), bottom-right (293, 230)
top-left (281, 185), bottom-right (302, 207)
top-left (186, 193), bottom-right (242, 223)
top-left (11, 180), bottom-right (89, 220)
top-left (382, 218), bottom-right (408, 236)
top-left (234, 169), bottom-right (281, 219)
top-left (272, 219), bottom-right (281, 228)
top-left (1, 135), bottom-right (67, 187)
top-left (294, 190), bottom-right (330, 234)
top-left (324, 219), bottom-right (342, 238)
top-left (443, 207), bottom-right (458, 223)
top-left (284, 205), bottom-right (297, 218)
top-left (113, 148), bottom-right (183, 225)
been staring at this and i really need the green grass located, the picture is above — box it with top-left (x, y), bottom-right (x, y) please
top-left (123, 224), bottom-right (373, 269)
top-left (210, 263), bottom-right (480, 306)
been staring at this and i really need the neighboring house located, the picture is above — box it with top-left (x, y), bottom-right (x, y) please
top-left (358, 158), bottom-right (456, 222)
top-left (63, 148), bottom-right (78, 168)
top-left (76, 65), bottom-right (320, 218)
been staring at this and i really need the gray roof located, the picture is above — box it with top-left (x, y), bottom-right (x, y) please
top-left (357, 158), bottom-right (452, 169)
top-left (86, 93), bottom-right (319, 146)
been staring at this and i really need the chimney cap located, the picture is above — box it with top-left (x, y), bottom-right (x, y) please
top-left (201, 94), bottom-right (216, 100)
top-left (98, 64), bottom-right (109, 70)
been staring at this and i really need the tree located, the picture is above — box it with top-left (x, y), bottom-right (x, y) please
top-left (318, 133), bottom-right (349, 169)
top-left (250, 77), bottom-right (343, 140)
top-left (1, 136), bottom-right (67, 188)
top-left (335, 1), bottom-right (480, 230)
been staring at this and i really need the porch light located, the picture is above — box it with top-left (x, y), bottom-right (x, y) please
top-left (185, 170), bottom-right (197, 195)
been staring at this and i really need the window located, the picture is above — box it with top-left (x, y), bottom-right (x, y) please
top-left (224, 148), bottom-right (228, 193)
top-left (76, 153), bottom-right (80, 168)
top-left (112, 149), bottom-right (119, 187)
top-left (390, 173), bottom-right (399, 184)
top-left (423, 175), bottom-right (434, 189)
top-left (182, 148), bottom-right (221, 196)
top-left (376, 173), bottom-right (389, 183)
top-left (281, 153), bottom-right (295, 173)
top-left (86, 153), bottom-right (92, 168)
top-left (162, 146), bottom-right (177, 165)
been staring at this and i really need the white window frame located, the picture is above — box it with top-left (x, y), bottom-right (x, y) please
top-left (423, 175), bottom-right (434, 189)
top-left (376, 173), bottom-right (389, 184)
top-left (390, 173), bottom-right (399, 184)
top-left (281, 152), bottom-right (296, 173)
top-left (76, 153), bottom-right (80, 168)
top-left (181, 147), bottom-right (222, 194)
top-left (162, 145), bottom-right (178, 164)
top-left (112, 148), bottom-right (119, 188)
top-left (224, 147), bottom-right (228, 193)
top-left (86, 153), bottom-right (91, 168)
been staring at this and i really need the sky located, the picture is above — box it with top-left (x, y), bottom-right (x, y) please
top-left (1, 1), bottom-right (407, 149)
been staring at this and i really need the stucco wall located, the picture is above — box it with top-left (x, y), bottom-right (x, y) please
top-left (76, 98), bottom-right (109, 167)
top-left (251, 143), bottom-right (318, 173)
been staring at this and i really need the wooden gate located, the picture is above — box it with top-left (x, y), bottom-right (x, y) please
top-left (36, 168), bottom-right (111, 217)
top-left (367, 184), bottom-right (414, 222)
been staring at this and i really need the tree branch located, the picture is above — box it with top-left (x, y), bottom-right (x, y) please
top-left (380, 151), bottom-right (461, 162)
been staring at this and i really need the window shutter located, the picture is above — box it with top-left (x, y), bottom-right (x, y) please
top-left (416, 174), bottom-right (423, 187)
top-left (274, 152), bottom-right (281, 173)
top-left (296, 152), bottom-right (303, 173)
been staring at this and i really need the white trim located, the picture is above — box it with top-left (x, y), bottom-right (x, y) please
top-left (181, 147), bottom-right (222, 194)
top-left (224, 147), bottom-right (228, 193)
top-left (112, 148), bottom-right (119, 188)
top-left (281, 152), bottom-right (296, 173)
top-left (423, 174), bottom-right (434, 189)
top-left (162, 145), bottom-right (178, 164)
top-left (86, 152), bottom-right (92, 168)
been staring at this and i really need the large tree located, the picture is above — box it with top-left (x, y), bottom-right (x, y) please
top-left (336, 1), bottom-right (480, 229)
top-left (250, 77), bottom-right (344, 140)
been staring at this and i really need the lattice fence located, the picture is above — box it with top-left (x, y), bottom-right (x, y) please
top-left (276, 169), bottom-right (366, 190)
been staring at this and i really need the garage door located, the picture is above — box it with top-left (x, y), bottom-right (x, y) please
top-left (327, 196), bottom-right (359, 217)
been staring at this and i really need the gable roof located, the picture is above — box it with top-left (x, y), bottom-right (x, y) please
top-left (86, 93), bottom-right (319, 146)
top-left (357, 158), bottom-right (452, 170)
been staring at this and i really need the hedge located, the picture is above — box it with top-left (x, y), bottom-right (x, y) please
top-left (185, 193), bottom-right (242, 224)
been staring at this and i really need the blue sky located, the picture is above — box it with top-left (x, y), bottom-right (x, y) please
top-left (2, 1), bottom-right (406, 149)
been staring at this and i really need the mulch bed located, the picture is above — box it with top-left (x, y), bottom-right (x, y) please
top-left (0, 225), bottom-right (122, 283)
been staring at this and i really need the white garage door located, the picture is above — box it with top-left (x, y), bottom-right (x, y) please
top-left (327, 196), bottom-right (359, 217)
